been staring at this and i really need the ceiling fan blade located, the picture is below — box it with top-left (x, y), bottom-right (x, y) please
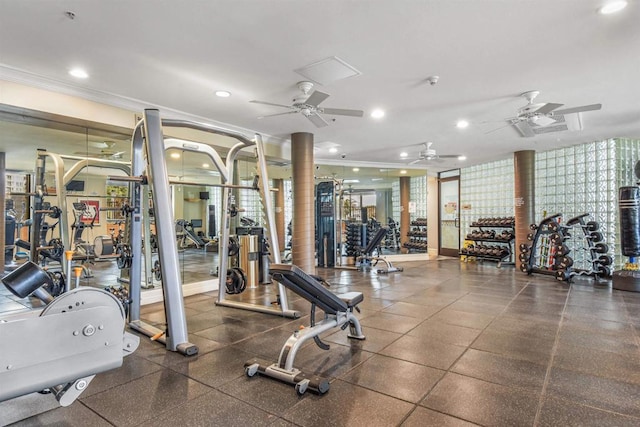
top-left (321, 108), bottom-right (364, 117)
top-left (408, 159), bottom-right (423, 165)
top-left (438, 154), bottom-right (463, 159)
top-left (535, 102), bottom-right (564, 115)
top-left (512, 120), bottom-right (536, 137)
top-left (258, 111), bottom-right (298, 119)
top-left (250, 100), bottom-right (294, 109)
top-left (485, 122), bottom-right (513, 135)
top-left (552, 103), bottom-right (602, 115)
top-left (304, 91), bottom-right (330, 107)
top-left (307, 113), bottom-right (329, 128)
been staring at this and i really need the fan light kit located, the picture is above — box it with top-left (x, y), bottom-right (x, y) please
top-left (250, 81), bottom-right (363, 128)
top-left (497, 90), bottom-right (602, 138)
top-left (599, 1), bottom-right (627, 14)
top-left (408, 142), bottom-right (463, 164)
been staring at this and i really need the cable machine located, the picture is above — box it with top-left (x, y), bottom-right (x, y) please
top-left (123, 109), bottom-right (298, 356)
top-left (159, 119), bottom-right (299, 318)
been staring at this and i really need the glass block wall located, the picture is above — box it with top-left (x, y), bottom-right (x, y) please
top-left (534, 140), bottom-right (617, 265)
top-left (458, 138), bottom-right (640, 268)
top-left (460, 158), bottom-right (515, 236)
top-left (392, 180), bottom-right (400, 223)
top-left (284, 179), bottom-right (293, 246)
top-left (410, 176), bottom-right (428, 221)
top-left (239, 179), bottom-right (263, 223)
top-left (390, 176), bottom-right (428, 225)
top-left (614, 138), bottom-right (640, 265)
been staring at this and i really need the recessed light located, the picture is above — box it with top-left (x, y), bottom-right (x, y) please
top-left (599, 1), bottom-right (627, 14)
top-left (458, 155), bottom-right (467, 161)
top-left (400, 170), bottom-right (407, 174)
top-left (69, 68), bottom-right (88, 79)
top-left (456, 120), bottom-right (469, 129)
top-left (202, 163), bottom-right (210, 168)
top-left (329, 147), bottom-right (338, 153)
top-left (400, 152), bottom-right (408, 158)
top-left (215, 90), bottom-right (231, 98)
top-left (170, 152), bottom-right (181, 159)
top-left (352, 168), bottom-right (360, 172)
top-left (371, 109), bottom-right (385, 119)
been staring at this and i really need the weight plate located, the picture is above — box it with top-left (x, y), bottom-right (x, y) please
top-left (586, 221), bottom-right (600, 232)
top-left (597, 265), bottom-right (612, 277)
top-left (594, 242), bottom-right (609, 254)
top-left (597, 254), bottom-right (613, 266)
top-left (153, 260), bottom-right (162, 281)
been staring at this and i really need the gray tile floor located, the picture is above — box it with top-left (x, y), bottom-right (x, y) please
top-left (2, 258), bottom-right (640, 426)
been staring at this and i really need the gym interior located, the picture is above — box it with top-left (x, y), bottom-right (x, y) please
top-left (1, 2), bottom-right (640, 426)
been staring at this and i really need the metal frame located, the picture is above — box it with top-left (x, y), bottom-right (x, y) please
top-left (160, 122), bottom-right (298, 318)
top-left (126, 109), bottom-right (298, 356)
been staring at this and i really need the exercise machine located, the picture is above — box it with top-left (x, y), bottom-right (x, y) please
top-left (0, 261), bottom-right (139, 406)
top-left (356, 226), bottom-right (403, 274)
top-left (176, 219), bottom-right (207, 249)
top-left (244, 263), bottom-right (365, 395)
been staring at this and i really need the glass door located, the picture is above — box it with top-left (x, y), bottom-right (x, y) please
top-left (439, 172), bottom-right (460, 257)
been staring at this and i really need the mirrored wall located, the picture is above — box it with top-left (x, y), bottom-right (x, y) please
top-left (1, 106), bottom-right (429, 300)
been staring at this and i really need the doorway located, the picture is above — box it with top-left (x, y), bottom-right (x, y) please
top-left (438, 171), bottom-right (460, 257)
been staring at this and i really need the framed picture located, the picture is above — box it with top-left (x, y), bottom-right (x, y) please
top-left (79, 199), bottom-right (100, 225)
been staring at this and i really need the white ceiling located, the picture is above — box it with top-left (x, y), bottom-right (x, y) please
top-left (0, 0), bottom-right (638, 173)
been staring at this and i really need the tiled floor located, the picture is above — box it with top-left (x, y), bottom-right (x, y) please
top-left (2, 258), bottom-right (640, 426)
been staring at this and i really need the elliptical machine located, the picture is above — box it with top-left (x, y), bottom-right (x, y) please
top-left (71, 202), bottom-right (96, 258)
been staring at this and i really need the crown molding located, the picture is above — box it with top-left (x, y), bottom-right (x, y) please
top-left (0, 64), bottom-right (287, 146)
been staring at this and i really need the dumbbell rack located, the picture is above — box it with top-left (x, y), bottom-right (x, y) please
top-left (460, 217), bottom-right (515, 268)
top-left (384, 218), bottom-right (401, 250)
top-left (519, 213), bottom-right (612, 281)
top-left (345, 222), bottom-right (366, 260)
top-left (403, 218), bottom-right (427, 252)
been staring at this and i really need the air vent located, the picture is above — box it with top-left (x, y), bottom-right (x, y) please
top-left (295, 56), bottom-right (362, 86)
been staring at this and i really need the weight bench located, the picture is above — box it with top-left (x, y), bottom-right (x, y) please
top-left (244, 263), bottom-right (365, 395)
top-left (356, 227), bottom-right (403, 274)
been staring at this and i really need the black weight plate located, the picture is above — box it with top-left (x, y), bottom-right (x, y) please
top-left (589, 231), bottom-right (604, 242)
top-left (594, 242), bottom-right (609, 254)
top-left (597, 254), bottom-right (613, 266)
top-left (586, 221), bottom-right (600, 232)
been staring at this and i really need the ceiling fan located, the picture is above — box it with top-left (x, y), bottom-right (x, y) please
top-left (503, 91), bottom-right (602, 137)
top-left (408, 142), bottom-right (463, 165)
top-left (249, 81), bottom-right (364, 128)
top-left (74, 141), bottom-right (126, 159)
